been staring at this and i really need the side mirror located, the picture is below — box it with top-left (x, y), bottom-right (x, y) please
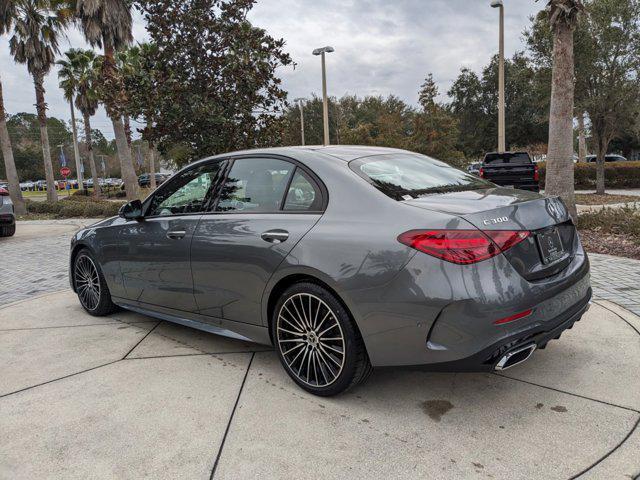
top-left (119, 199), bottom-right (144, 220)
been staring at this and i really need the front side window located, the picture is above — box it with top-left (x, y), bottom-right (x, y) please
top-left (216, 158), bottom-right (294, 212)
top-left (147, 162), bottom-right (224, 216)
top-left (351, 153), bottom-right (492, 200)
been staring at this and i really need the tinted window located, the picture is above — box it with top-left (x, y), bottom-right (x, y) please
top-left (216, 158), bottom-right (294, 212)
top-left (351, 153), bottom-right (492, 200)
top-left (284, 169), bottom-right (322, 211)
top-left (483, 152), bottom-right (532, 165)
top-left (148, 162), bottom-right (223, 216)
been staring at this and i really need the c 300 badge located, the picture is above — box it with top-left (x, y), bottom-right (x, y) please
top-left (483, 216), bottom-right (509, 226)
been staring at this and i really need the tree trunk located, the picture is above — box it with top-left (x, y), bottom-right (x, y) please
top-left (149, 141), bottom-right (157, 190)
top-left (112, 116), bottom-right (139, 200)
top-left (69, 100), bottom-right (84, 185)
top-left (0, 73), bottom-right (26, 214)
top-left (34, 73), bottom-right (57, 202)
top-left (577, 112), bottom-right (587, 163)
top-left (103, 41), bottom-right (139, 201)
top-left (83, 113), bottom-right (101, 197)
top-left (595, 134), bottom-right (608, 195)
top-left (545, 23), bottom-right (576, 219)
top-left (124, 115), bottom-right (132, 148)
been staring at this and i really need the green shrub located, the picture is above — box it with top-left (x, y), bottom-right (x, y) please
top-left (24, 198), bottom-right (126, 218)
top-left (539, 161), bottom-right (640, 189)
top-left (103, 202), bottom-right (125, 216)
top-left (58, 202), bottom-right (87, 218)
top-left (25, 200), bottom-right (63, 214)
top-left (82, 202), bottom-right (108, 217)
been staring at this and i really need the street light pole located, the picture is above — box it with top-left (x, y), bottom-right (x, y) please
top-left (491, 0), bottom-right (506, 153)
top-left (294, 98), bottom-right (306, 146)
top-left (313, 46), bottom-right (334, 146)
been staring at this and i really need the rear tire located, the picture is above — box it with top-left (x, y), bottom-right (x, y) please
top-left (73, 249), bottom-right (117, 316)
top-left (272, 282), bottom-right (372, 396)
top-left (0, 224), bottom-right (16, 237)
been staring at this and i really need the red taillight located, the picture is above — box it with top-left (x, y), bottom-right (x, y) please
top-left (534, 164), bottom-right (539, 182)
top-left (479, 167), bottom-right (485, 178)
top-left (494, 309), bottom-right (533, 325)
top-left (398, 229), bottom-right (530, 265)
top-left (0, 187), bottom-right (9, 196)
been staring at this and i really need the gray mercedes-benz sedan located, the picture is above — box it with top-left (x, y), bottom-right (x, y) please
top-left (70, 146), bottom-right (591, 396)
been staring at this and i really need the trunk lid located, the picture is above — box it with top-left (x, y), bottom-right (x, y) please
top-left (404, 187), bottom-right (577, 280)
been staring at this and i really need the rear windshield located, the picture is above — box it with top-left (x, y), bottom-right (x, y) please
top-left (350, 153), bottom-right (493, 200)
top-left (483, 152), bottom-right (532, 165)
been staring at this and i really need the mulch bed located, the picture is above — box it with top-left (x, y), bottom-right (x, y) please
top-left (579, 230), bottom-right (640, 260)
top-left (575, 193), bottom-right (640, 206)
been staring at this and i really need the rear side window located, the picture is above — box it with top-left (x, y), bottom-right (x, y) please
top-left (216, 158), bottom-right (294, 212)
top-left (483, 152), bottom-right (532, 165)
top-left (350, 153), bottom-right (492, 200)
top-left (284, 169), bottom-right (323, 211)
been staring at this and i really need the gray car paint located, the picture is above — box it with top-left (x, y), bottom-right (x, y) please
top-left (70, 146), bottom-right (591, 368)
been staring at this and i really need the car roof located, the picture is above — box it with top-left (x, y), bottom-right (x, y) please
top-left (198, 145), bottom-right (414, 163)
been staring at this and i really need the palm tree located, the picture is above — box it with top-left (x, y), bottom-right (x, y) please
top-left (544, 0), bottom-right (584, 220)
top-left (9, 0), bottom-right (72, 202)
top-left (75, 0), bottom-right (139, 200)
top-left (57, 48), bottom-right (101, 196)
top-left (0, 0), bottom-right (26, 214)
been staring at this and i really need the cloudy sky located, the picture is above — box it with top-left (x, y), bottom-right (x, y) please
top-left (0, 0), bottom-right (543, 140)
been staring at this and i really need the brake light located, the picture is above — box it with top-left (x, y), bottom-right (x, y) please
top-left (0, 187), bottom-right (9, 196)
top-left (534, 164), bottom-right (539, 182)
top-left (479, 167), bottom-right (485, 178)
top-left (398, 229), bottom-right (530, 265)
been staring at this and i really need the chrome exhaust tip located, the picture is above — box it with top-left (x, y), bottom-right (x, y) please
top-left (495, 343), bottom-right (537, 371)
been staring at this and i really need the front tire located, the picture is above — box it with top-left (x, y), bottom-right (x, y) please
top-left (272, 282), bottom-right (372, 396)
top-left (73, 249), bottom-right (117, 316)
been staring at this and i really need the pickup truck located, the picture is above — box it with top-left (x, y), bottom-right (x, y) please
top-left (479, 151), bottom-right (539, 192)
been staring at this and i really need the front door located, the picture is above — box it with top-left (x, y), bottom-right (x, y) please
top-left (191, 157), bottom-right (325, 325)
top-left (119, 160), bottom-right (226, 312)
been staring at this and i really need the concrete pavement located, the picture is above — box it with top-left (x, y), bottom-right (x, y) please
top-left (0, 291), bottom-right (638, 479)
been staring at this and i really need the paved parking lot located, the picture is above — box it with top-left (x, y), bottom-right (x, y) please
top-left (1, 221), bottom-right (640, 479)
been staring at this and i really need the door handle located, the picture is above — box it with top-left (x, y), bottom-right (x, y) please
top-left (261, 229), bottom-right (289, 244)
top-left (167, 230), bottom-right (186, 240)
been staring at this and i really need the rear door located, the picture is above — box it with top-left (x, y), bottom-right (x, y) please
top-left (118, 160), bottom-right (226, 311)
top-left (191, 156), bottom-right (325, 325)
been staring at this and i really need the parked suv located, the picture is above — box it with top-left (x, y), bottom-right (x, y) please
top-left (480, 151), bottom-right (539, 192)
top-left (0, 187), bottom-right (16, 237)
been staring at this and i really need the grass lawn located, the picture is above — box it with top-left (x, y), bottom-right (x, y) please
top-left (575, 193), bottom-right (640, 205)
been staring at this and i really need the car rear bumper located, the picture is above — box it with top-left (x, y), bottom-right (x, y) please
top-left (401, 288), bottom-right (592, 372)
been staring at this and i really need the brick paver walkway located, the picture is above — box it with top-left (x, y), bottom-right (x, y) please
top-left (2, 221), bottom-right (639, 315)
top-left (0, 220), bottom-right (98, 306)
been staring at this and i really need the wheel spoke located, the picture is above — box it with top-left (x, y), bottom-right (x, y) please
top-left (318, 323), bottom-right (337, 338)
top-left (289, 298), bottom-right (310, 330)
top-left (277, 326), bottom-right (306, 336)
top-left (282, 342), bottom-right (305, 357)
top-left (280, 308), bottom-right (306, 332)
